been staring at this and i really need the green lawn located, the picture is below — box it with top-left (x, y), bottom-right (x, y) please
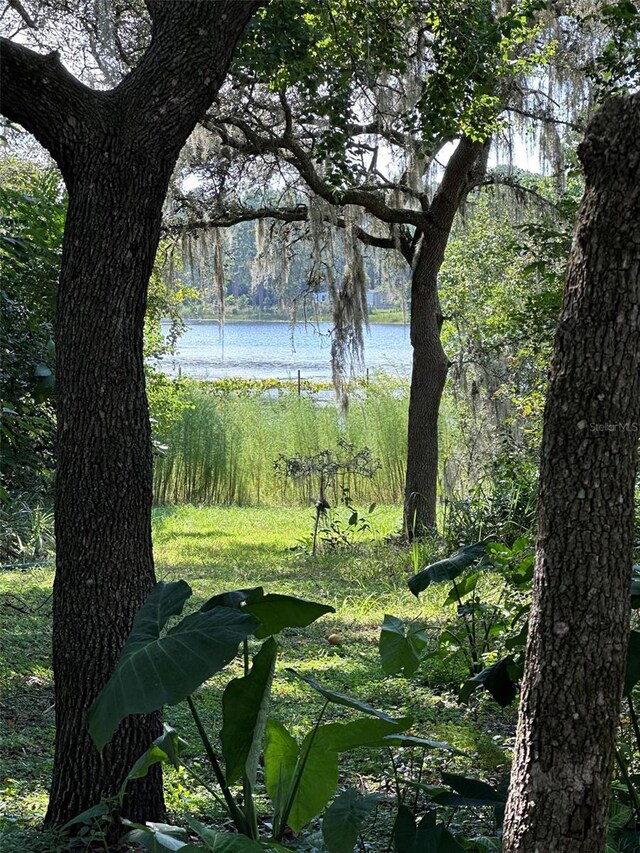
top-left (0, 505), bottom-right (513, 851)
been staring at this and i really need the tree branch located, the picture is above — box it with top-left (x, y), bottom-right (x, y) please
top-left (167, 202), bottom-right (403, 255)
top-left (428, 136), bottom-right (488, 232)
top-left (506, 103), bottom-right (584, 133)
top-left (0, 38), bottom-right (100, 173)
top-left (483, 171), bottom-right (558, 209)
top-left (6, 0), bottom-right (37, 30)
top-left (210, 115), bottom-right (428, 229)
top-left (116, 0), bottom-right (264, 154)
top-left (1, 2), bottom-right (264, 175)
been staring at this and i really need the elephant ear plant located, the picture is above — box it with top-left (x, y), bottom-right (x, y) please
top-left (380, 540), bottom-right (534, 707)
top-left (83, 581), bottom-right (438, 851)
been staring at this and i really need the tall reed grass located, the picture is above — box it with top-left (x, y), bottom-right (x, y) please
top-left (153, 376), bottom-right (409, 507)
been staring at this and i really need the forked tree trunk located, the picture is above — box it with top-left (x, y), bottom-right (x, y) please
top-left (1, 0), bottom-right (262, 826)
top-left (503, 93), bottom-right (640, 853)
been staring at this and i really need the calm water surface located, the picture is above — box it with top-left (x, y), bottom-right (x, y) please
top-left (159, 320), bottom-right (412, 381)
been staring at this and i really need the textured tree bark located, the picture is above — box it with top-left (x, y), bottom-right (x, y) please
top-left (404, 233), bottom-right (450, 535)
top-left (1, 0), bottom-right (262, 827)
top-left (48, 156), bottom-right (171, 825)
top-left (403, 137), bottom-right (487, 536)
top-left (503, 93), bottom-right (640, 853)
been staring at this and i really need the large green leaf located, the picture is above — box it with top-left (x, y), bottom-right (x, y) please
top-left (265, 715), bottom-right (410, 834)
top-left (200, 587), bottom-right (264, 612)
top-left (624, 630), bottom-right (640, 696)
top-left (221, 638), bottom-right (278, 784)
top-left (394, 805), bottom-right (466, 853)
top-left (123, 725), bottom-right (188, 790)
top-left (444, 571), bottom-right (480, 606)
top-left (285, 717), bottom-right (410, 832)
top-left (408, 543), bottom-right (486, 597)
top-left (123, 822), bottom-right (197, 852)
top-left (187, 818), bottom-right (264, 852)
top-left (322, 788), bottom-right (382, 853)
top-left (87, 582), bottom-right (258, 751)
top-left (431, 773), bottom-right (506, 808)
top-left (60, 803), bottom-right (110, 832)
top-left (459, 656), bottom-right (520, 708)
top-left (264, 718), bottom-right (300, 825)
top-left (380, 734), bottom-right (463, 754)
top-left (245, 594), bottom-right (335, 638)
top-left (316, 717), bottom-right (412, 752)
top-left (286, 730), bottom-right (340, 832)
top-left (379, 615), bottom-right (429, 677)
top-left (287, 669), bottom-right (404, 722)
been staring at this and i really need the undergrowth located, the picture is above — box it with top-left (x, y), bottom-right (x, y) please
top-left (0, 505), bottom-right (515, 852)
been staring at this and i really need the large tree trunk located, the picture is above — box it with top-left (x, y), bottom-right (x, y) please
top-left (503, 93), bottom-right (640, 853)
top-left (404, 235), bottom-right (450, 535)
top-left (1, 0), bottom-right (262, 827)
top-left (47, 156), bottom-right (172, 825)
top-left (402, 138), bottom-right (487, 536)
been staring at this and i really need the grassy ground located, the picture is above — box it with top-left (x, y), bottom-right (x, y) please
top-left (0, 505), bottom-right (514, 851)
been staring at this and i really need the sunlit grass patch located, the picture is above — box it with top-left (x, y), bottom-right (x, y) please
top-left (0, 504), bottom-right (514, 850)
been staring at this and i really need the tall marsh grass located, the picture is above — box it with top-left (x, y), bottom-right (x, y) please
top-left (153, 376), bottom-right (409, 506)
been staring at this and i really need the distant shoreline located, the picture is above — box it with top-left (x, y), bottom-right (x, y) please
top-left (162, 313), bottom-right (408, 326)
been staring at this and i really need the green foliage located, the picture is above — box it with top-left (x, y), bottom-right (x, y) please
top-left (417, 0), bottom-right (548, 146)
top-left (86, 578), bottom-right (467, 847)
top-left (384, 538), bottom-right (532, 694)
top-left (235, 0), bottom-right (549, 184)
top-left (0, 497), bottom-right (55, 563)
top-left (0, 160), bottom-right (64, 501)
top-left (235, 0), bottom-right (417, 181)
top-left (153, 377), bottom-right (407, 507)
top-left (442, 445), bottom-right (539, 547)
top-left (438, 192), bottom-right (571, 502)
top-left (322, 788), bottom-right (383, 853)
top-left (318, 500), bottom-right (378, 551)
top-left (584, 0), bottom-right (640, 97)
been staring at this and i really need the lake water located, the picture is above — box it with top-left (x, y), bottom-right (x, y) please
top-left (159, 319), bottom-right (412, 381)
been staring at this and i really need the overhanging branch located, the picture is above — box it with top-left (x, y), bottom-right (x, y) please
top-left (0, 37), bottom-right (101, 170)
top-left (166, 202), bottom-right (407, 258)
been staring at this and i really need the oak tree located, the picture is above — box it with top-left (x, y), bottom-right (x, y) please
top-left (0, 0), bottom-right (262, 825)
top-left (172, 0), bottom-right (557, 534)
